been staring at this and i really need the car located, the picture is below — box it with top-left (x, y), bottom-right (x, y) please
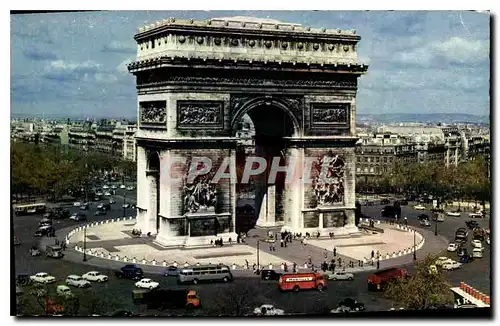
top-left (116, 264), bottom-right (144, 279)
top-left (120, 185), bottom-right (126, 189)
top-left (253, 304), bottom-right (285, 316)
top-left (337, 298), bottom-right (365, 312)
top-left (417, 214), bottom-right (430, 221)
top-left (471, 240), bottom-right (483, 249)
top-left (457, 247), bottom-right (468, 257)
top-left (56, 285), bottom-right (74, 297)
top-left (261, 269), bottom-right (282, 281)
top-left (80, 204), bottom-right (89, 210)
top-left (328, 271), bottom-right (354, 281)
top-left (164, 266), bottom-right (179, 277)
top-left (34, 226), bottom-right (55, 237)
top-left (73, 213), bottom-right (87, 221)
top-left (459, 254), bottom-right (474, 264)
top-left (66, 275), bottom-right (91, 288)
top-left (122, 203), bottom-right (131, 209)
top-left (135, 278), bottom-right (159, 289)
top-left (94, 210), bottom-right (107, 216)
top-left (413, 204), bottom-right (426, 210)
top-left (456, 227), bottom-right (469, 237)
top-left (380, 199), bottom-right (390, 205)
top-left (466, 220), bottom-right (480, 229)
top-left (96, 192), bottom-right (104, 196)
top-left (39, 218), bottom-right (52, 227)
top-left (447, 243), bottom-right (458, 252)
top-left (82, 271), bottom-right (108, 283)
top-left (469, 212), bottom-right (484, 218)
top-left (111, 185), bottom-right (117, 189)
top-left (435, 257), bottom-right (454, 266)
top-left (126, 186), bottom-right (135, 191)
top-left (399, 200), bottom-right (408, 205)
top-left (472, 248), bottom-right (483, 258)
top-left (30, 272), bottom-right (56, 284)
top-left (97, 203), bottom-right (104, 209)
top-left (442, 261), bottom-right (462, 270)
top-left (102, 185), bottom-right (109, 189)
top-left (104, 192), bottom-right (112, 196)
top-left (73, 202), bottom-right (81, 207)
top-left (446, 211), bottom-right (461, 217)
top-left (30, 247), bottom-right (41, 256)
top-left (420, 219), bottom-right (431, 227)
top-left (364, 200), bottom-right (375, 206)
top-left (109, 198), bottom-right (116, 204)
top-left (69, 213), bottom-right (78, 220)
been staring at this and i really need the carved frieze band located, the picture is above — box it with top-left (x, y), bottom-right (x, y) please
top-left (138, 76), bottom-right (357, 89)
top-left (310, 103), bottom-right (350, 129)
top-left (177, 100), bottom-right (224, 129)
top-left (140, 101), bottom-right (167, 125)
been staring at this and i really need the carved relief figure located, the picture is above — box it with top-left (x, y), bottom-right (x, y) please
top-left (312, 104), bottom-right (348, 124)
top-left (140, 101), bottom-right (167, 124)
top-left (178, 102), bottom-right (222, 126)
top-left (312, 155), bottom-right (345, 206)
top-left (183, 172), bottom-right (218, 213)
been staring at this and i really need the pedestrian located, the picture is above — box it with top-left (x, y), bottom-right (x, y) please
top-left (228, 237), bottom-right (232, 245)
top-left (333, 247), bottom-right (337, 257)
top-left (371, 250), bottom-right (375, 259)
top-left (376, 260), bottom-right (380, 270)
top-left (284, 239), bottom-right (287, 248)
top-left (293, 262), bottom-right (297, 273)
top-left (253, 263), bottom-right (256, 271)
top-left (324, 249), bottom-right (328, 259)
top-left (237, 235), bottom-right (240, 244)
top-left (245, 259), bottom-right (249, 269)
top-left (280, 239), bottom-right (284, 248)
top-left (316, 232), bottom-right (320, 239)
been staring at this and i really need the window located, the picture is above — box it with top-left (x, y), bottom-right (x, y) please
top-left (364, 167), bottom-right (368, 172)
top-left (356, 167), bottom-right (360, 172)
top-left (370, 167), bottom-right (374, 173)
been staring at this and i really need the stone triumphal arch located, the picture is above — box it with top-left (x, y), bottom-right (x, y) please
top-left (128, 17), bottom-right (368, 247)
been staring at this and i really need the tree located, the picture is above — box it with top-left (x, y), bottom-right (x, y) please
top-left (206, 282), bottom-right (266, 316)
top-left (384, 254), bottom-right (455, 309)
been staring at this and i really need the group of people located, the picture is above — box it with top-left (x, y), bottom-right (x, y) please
top-left (210, 238), bottom-right (225, 247)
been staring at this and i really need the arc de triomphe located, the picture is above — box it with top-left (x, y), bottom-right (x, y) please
top-left (127, 17), bottom-right (368, 247)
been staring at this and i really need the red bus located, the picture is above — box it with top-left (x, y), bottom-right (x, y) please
top-left (367, 268), bottom-right (408, 291)
top-left (278, 273), bottom-right (326, 292)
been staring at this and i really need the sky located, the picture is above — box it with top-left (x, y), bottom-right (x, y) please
top-left (10, 10), bottom-right (490, 118)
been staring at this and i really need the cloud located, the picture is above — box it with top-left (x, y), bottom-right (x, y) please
top-left (42, 60), bottom-right (102, 81)
top-left (102, 40), bottom-right (136, 54)
top-left (393, 36), bottom-right (489, 67)
top-left (23, 48), bottom-right (58, 61)
top-left (116, 56), bottom-right (135, 74)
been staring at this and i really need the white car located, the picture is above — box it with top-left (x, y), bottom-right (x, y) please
top-left (135, 278), bottom-right (159, 289)
top-left (469, 212), bottom-right (484, 218)
top-left (96, 192), bottom-right (103, 196)
top-left (104, 192), bottom-right (112, 196)
top-left (253, 304), bottom-right (285, 316)
top-left (102, 185), bottom-right (109, 189)
top-left (126, 186), bottom-right (135, 191)
top-left (66, 275), bottom-right (91, 288)
top-left (447, 243), bottom-right (458, 252)
top-left (486, 237), bottom-right (490, 245)
top-left (73, 202), bottom-right (81, 207)
top-left (30, 272), bottom-right (56, 284)
top-left (122, 203), bottom-right (131, 209)
top-left (111, 185), bottom-right (117, 189)
top-left (120, 185), bottom-right (126, 189)
top-left (97, 203), bottom-right (104, 209)
top-left (413, 204), bottom-right (426, 210)
top-left (446, 211), bottom-right (461, 217)
top-left (471, 240), bottom-right (483, 249)
top-left (435, 257), bottom-right (454, 266)
top-left (420, 219), bottom-right (431, 227)
top-left (69, 213), bottom-right (78, 220)
top-left (82, 271), bottom-right (108, 282)
top-left (442, 261), bottom-right (462, 270)
top-left (328, 271), bottom-right (354, 281)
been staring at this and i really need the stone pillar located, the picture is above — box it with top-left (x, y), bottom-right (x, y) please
top-left (319, 212), bottom-right (324, 229)
top-left (230, 149), bottom-right (237, 232)
top-left (283, 147), bottom-right (302, 232)
top-left (145, 174), bottom-right (158, 235)
top-left (136, 146), bottom-right (147, 232)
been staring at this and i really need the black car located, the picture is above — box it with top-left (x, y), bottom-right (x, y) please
top-left (399, 200), bottom-right (408, 206)
top-left (460, 254), bottom-right (474, 264)
top-left (115, 264), bottom-right (144, 280)
top-left (34, 226), bottom-right (55, 237)
top-left (466, 220), bottom-right (480, 229)
top-left (417, 214), bottom-right (430, 221)
top-left (380, 199), bottom-right (390, 205)
top-left (261, 269), bottom-right (282, 281)
top-left (338, 298), bottom-right (365, 312)
top-left (164, 266), bottom-right (179, 277)
top-left (457, 247), bottom-right (468, 257)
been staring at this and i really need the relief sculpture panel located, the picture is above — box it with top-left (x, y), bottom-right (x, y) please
top-left (183, 171), bottom-right (218, 214)
top-left (311, 154), bottom-right (345, 207)
top-left (177, 101), bottom-right (224, 129)
top-left (140, 101), bottom-right (167, 125)
top-left (310, 103), bottom-right (350, 129)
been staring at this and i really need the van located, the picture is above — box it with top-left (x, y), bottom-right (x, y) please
top-left (472, 248), bottom-right (483, 258)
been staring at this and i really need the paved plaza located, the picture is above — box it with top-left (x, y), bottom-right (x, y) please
top-left (70, 219), bottom-right (424, 269)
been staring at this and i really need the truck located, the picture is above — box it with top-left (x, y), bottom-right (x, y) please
top-left (367, 268), bottom-right (408, 291)
top-left (46, 245), bottom-right (64, 259)
top-left (132, 288), bottom-right (201, 310)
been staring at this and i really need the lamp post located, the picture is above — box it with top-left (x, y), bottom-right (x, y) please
top-left (123, 191), bottom-right (127, 218)
top-left (83, 227), bottom-right (87, 262)
top-left (257, 240), bottom-right (260, 270)
top-left (434, 217), bottom-right (438, 236)
top-left (413, 228), bottom-right (417, 261)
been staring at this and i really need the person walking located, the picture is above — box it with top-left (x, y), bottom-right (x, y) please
top-left (376, 260), bottom-right (380, 270)
top-left (333, 247), bottom-right (337, 257)
top-left (371, 250), bottom-right (375, 259)
top-left (324, 249), bottom-right (328, 259)
top-left (280, 239), bottom-right (284, 248)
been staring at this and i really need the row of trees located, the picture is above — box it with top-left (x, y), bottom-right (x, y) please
top-left (11, 141), bottom-right (136, 202)
top-left (356, 158), bottom-right (491, 204)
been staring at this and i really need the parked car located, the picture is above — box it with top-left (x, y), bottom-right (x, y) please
top-left (447, 243), bottom-right (458, 252)
top-left (472, 248), bottom-right (483, 258)
top-left (102, 185), bottom-right (109, 189)
top-left (56, 285), bottom-right (74, 297)
top-left (164, 266), bottom-right (179, 277)
top-left (413, 204), bottom-right (426, 210)
top-left (80, 204), bottom-right (89, 210)
top-left (253, 304), bottom-right (285, 316)
top-left (466, 220), bottom-right (480, 229)
top-left (135, 278), bottom-right (159, 290)
top-left (34, 226), bottom-right (55, 237)
top-left (459, 254), bottom-right (474, 264)
top-left (115, 264), bottom-right (144, 280)
top-left (337, 298), bottom-right (365, 312)
top-left (126, 186), bottom-right (135, 191)
top-left (104, 192), bottom-right (112, 196)
top-left (39, 218), bottom-right (52, 227)
top-left (66, 275), bottom-right (91, 288)
top-left (471, 240), bottom-right (483, 249)
top-left (328, 271), bottom-right (354, 281)
top-left (364, 200), bottom-right (375, 206)
top-left (73, 202), bottom-right (81, 207)
top-left (109, 198), bottom-right (116, 204)
top-left (261, 269), bottom-right (282, 281)
top-left (442, 261), bottom-right (462, 271)
top-left (82, 271), bottom-right (108, 283)
top-left (120, 185), bottom-right (126, 189)
top-left (446, 211), bottom-right (461, 217)
top-left (30, 272), bottom-right (56, 284)
top-left (469, 212), bottom-right (484, 218)
top-left (94, 210), bottom-right (107, 216)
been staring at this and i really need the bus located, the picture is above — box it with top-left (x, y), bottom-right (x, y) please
top-left (177, 264), bottom-right (233, 285)
top-left (278, 272), bottom-right (326, 292)
top-left (14, 203), bottom-right (47, 216)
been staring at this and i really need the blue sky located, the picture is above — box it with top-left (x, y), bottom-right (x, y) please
top-left (10, 11), bottom-right (490, 118)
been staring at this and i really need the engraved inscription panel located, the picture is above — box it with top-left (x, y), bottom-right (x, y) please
top-left (177, 101), bottom-right (224, 129)
top-left (140, 101), bottom-right (167, 125)
top-left (310, 103), bottom-right (350, 128)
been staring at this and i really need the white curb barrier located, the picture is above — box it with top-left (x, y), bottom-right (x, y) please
top-left (115, 255), bottom-right (119, 261)
top-left (133, 258), bottom-right (137, 263)
top-left (123, 257), bottom-right (128, 262)
top-left (232, 264), bottom-right (236, 270)
top-left (163, 261), bottom-right (167, 267)
top-left (142, 259), bottom-right (147, 264)
top-left (152, 260), bottom-right (156, 266)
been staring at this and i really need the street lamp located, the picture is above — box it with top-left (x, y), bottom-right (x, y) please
top-left (83, 227), bottom-right (87, 262)
top-left (434, 218), bottom-right (438, 236)
top-left (123, 191), bottom-right (127, 218)
top-left (256, 240), bottom-right (260, 271)
top-left (413, 229), bottom-right (417, 261)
